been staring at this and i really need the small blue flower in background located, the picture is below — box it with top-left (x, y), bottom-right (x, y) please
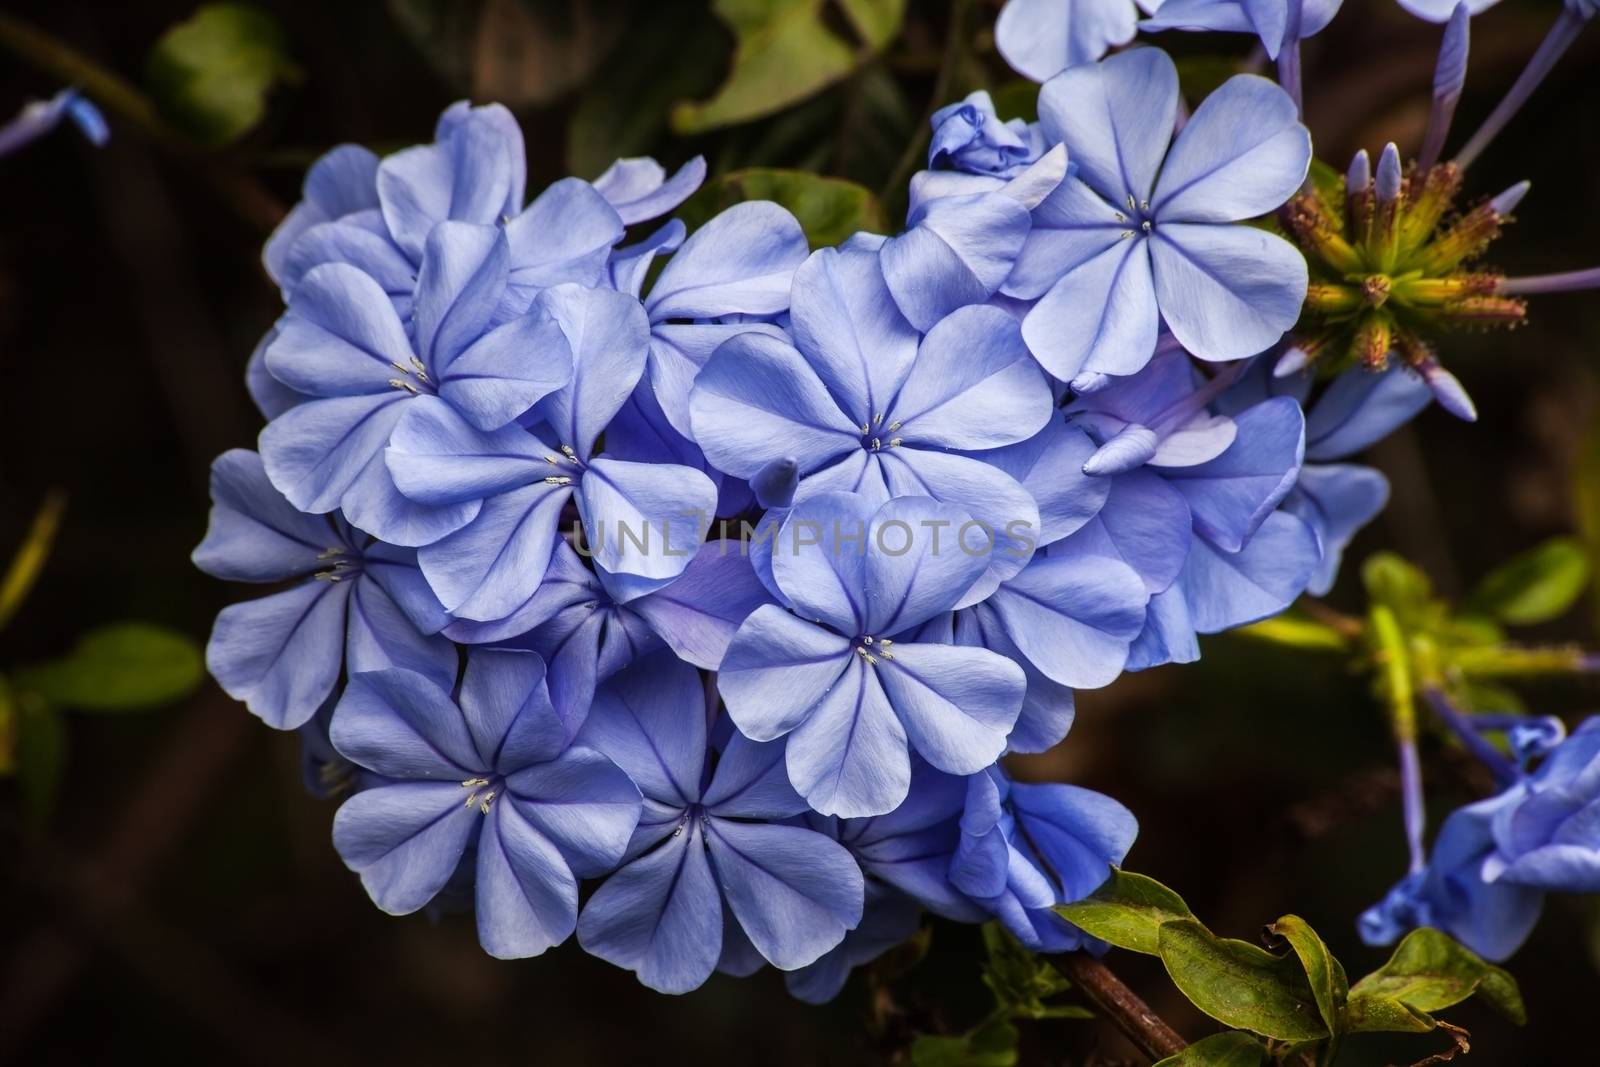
top-left (193, 449), bottom-right (453, 729)
top-left (0, 88), bottom-right (108, 160)
top-left (1008, 48), bottom-right (1310, 385)
top-left (575, 654), bottom-right (864, 994)
top-left (995, 0), bottom-right (1145, 82)
top-left (1140, 0), bottom-right (1344, 59)
top-left (1363, 717), bottom-right (1600, 961)
top-left (928, 91), bottom-right (1046, 178)
top-left (330, 649), bottom-right (642, 958)
top-left (952, 766), bottom-right (1138, 951)
top-left (718, 495), bottom-right (1027, 817)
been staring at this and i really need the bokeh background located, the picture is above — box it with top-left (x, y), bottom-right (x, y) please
top-left (1, 0), bottom-right (1596, 1063)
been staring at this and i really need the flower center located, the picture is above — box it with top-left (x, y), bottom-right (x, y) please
top-left (312, 546), bottom-right (362, 583)
top-left (1115, 193), bottom-right (1155, 239)
top-left (854, 635), bottom-right (895, 666)
top-left (858, 412), bottom-right (903, 452)
top-left (386, 356), bottom-right (437, 396)
top-left (540, 443), bottom-right (584, 486)
top-left (461, 775), bottom-right (502, 814)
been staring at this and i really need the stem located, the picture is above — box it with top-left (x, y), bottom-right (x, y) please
top-left (878, 0), bottom-right (972, 213)
top-left (1278, 41), bottom-right (1303, 117)
top-left (1454, 7), bottom-right (1587, 170)
top-left (1421, 687), bottom-right (1519, 787)
top-left (1498, 266), bottom-right (1600, 295)
top-left (1370, 605), bottom-right (1427, 872)
top-left (0, 11), bottom-right (284, 233)
top-left (1053, 953), bottom-right (1188, 1062)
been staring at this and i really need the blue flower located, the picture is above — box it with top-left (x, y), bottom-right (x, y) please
top-left (193, 449), bottom-right (453, 729)
top-left (995, 0), bottom-right (1144, 81)
top-left (258, 224), bottom-right (575, 547)
top-left (329, 649), bottom-right (641, 958)
top-left (384, 282), bottom-right (717, 621)
top-left (589, 155), bottom-right (706, 225)
top-left (718, 495), bottom-right (1028, 817)
top-left (928, 91), bottom-right (1047, 178)
top-left (0, 88), bottom-right (108, 159)
top-left (443, 540), bottom-right (774, 732)
top-left (951, 766), bottom-right (1138, 951)
top-left (1007, 48), bottom-right (1310, 384)
top-left (575, 654), bottom-right (864, 994)
top-left (1140, 0), bottom-right (1345, 59)
top-left (1362, 718), bottom-right (1600, 960)
top-left (690, 247), bottom-right (1051, 592)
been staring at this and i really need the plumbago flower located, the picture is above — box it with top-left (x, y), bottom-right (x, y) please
top-left (995, 0), bottom-right (1145, 81)
top-left (0, 87), bottom-right (108, 159)
top-left (719, 495), bottom-right (1028, 817)
top-left (329, 649), bottom-right (642, 958)
top-left (1007, 48), bottom-right (1311, 386)
top-left (1362, 717), bottom-right (1600, 961)
top-left (575, 654), bottom-right (864, 994)
top-left (193, 449), bottom-right (452, 729)
top-left (1140, 0), bottom-right (1344, 59)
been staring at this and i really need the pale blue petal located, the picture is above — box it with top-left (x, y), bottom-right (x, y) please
top-left (593, 155), bottom-right (706, 225)
top-left (979, 416), bottom-right (1109, 547)
top-left (647, 201), bottom-right (808, 320)
top-left (630, 542), bottom-right (776, 668)
top-left (997, 0), bottom-right (1140, 81)
top-left (881, 192), bottom-right (1032, 331)
top-left (1148, 222), bottom-right (1308, 363)
top-left (504, 745), bottom-right (642, 876)
top-left (331, 666), bottom-right (480, 776)
top-left (789, 246), bottom-right (919, 427)
top-left (877, 644), bottom-right (1023, 775)
top-left (580, 457), bottom-right (716, 591)
top-left (534, 284), bottom-right (650, 458)
top-left (984, 550), bottom-right (1147, 688)
top-left (1153, 74), bottom-right (1310, 223)
top-left (193, 449), bottom-right (339, 583)
top-left (703, 731), bottom-right (807, 819)
top-left (1180, 510), bottom-right (1318, 632)
top-left (417, 481), bottom-right (573, 621)
top-left (786, 657), bottom-right (912, 817)
top-left (1163, 396), bottom-right (1305, 552)
top-left (720, 605), bottom-right (854, 742)
top-left (771, 492), bottom-right (877, 634)
top-left (206, 580), bottom-right (349, 730)
top-left (864, 497), bottom-right (990, 637)
top-left (332, 781), bottom-right (480, 914)
top-left (504, 178), bottom-right (627, 295)
top-left (1058, 468), bottom-right (1191, 593)
top-left (475, 803), bottom-right (578, 958)
top-left (1021, 238), bottom-right (1158, 381)
top-left (1036, 47), bottom-right (1178, 205)
top-left (576, 651), bottom-right (707, 806)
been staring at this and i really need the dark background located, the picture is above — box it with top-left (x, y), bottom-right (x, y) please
top-left (1, 1), bottom-right (1596, 1063)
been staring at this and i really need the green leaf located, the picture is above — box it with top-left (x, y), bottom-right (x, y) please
top-left (1157, 920), bottom-right (1330, 1042)
top-left (676, 168), bottom-right (886, 248)
top-left (1266, 915), bottom-right (1348, 1039)
top-left (146, 3), bottom-right (298, 146)
top-left (1054, 869), bottom-right (1197, 956)
top-left (672, 0), bottom-right (898, 134)
top-left (16, 695), bottom-right (66, 828)
top-left (19, 623), bottom-right (203, 713)
top-left (1466, 537), bottom-right (1591, 626)
top-left (1153, 1031), bottom-right (1266, 1067)
top-left (0, 490), bottom-right (66, 631)
top-left (1362, 553), bottom-right (1434, 620)
top-left (910, 1018), bottom-right (1018, 1067)
top-left (1236, 611), bottom-right (1349, 652)
top-left (978, 923), bottom-right (1088, 1021)
top-left (1346, 927), bottom-right (1527, 1033)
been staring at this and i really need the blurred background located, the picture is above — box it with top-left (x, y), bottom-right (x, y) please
top-left (0, 0), bottom-right (1596, 1063)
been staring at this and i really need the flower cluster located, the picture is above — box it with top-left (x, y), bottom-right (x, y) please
top-left (195, 39), bottom-right (1464, 995)
top-left (1362, 717), bottom-right (1600, 961)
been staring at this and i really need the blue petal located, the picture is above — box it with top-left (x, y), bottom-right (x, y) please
top-left (979, 415), bottom-right (1109, 547)
top-left (593, 156), bottom-right (707, 225)
top-left (457, 648), bottom-right (566, 770)
top-left (1152, 74), bottom-right (1310, 223)
top-left (578, 822), bottom-right (722, 994)
top-left (503, 745), bottom-right (642, 877)
top-left (576, 651), bottom-right (707, 807)
top-left (1021, 237), bottom-right (1158, 381)
top-left (266, 263), bottom-right (415, 397)
top-left (891, 305), bottom-right (1054, 450)
top-left (1125, 584), bottom-right (1201, 670)
top-left (1058, 468), bottom-right (1191, 593)
top-left (996, 0), bottom-right (1140, 80)
top-left (1004, 175), bottom-right (1127, 301)
top-left (786, 886), bottom-right (922, 1004)
top-left (789, 246), bottom-right (919, 427)
top-left (346, 573), bottom-right (457, 693)
top-left (689, 330), bottom-right (860, 480)
top-left (609, 219), bottom-right (685, 298)
top-left (503, 178), bottom-right (626, 296)
top-left (331, 666), bottom-right (480, 776)
top-left (876, 644), bottom-right (1024, 775)
top-left (647, 321), bottom-right (790, 439)
top-left (703, 732), bottom-right (808, 819)
top-left (246, 327), bottom-right (307, 420)
top-left (1287, 464), bottom-right (1389, 596)
top-left (1305, 366), bottom-right (1432, 461)
top-left (193, 449), bottom-right (340, 582)
top-left (1163, 395), bottom-right (1305, 552)
top-left (386, 397), bottom-right (550, 506)
top-left (1148, 222), bottom-right (1308, 363)
top-left (953, 609), bottom-right (1078, 753)
top-left (378, 102), bottom-right (523, 261)
top-left (720, 605), bottom-right (854, 743)
top-left (414, 222), bottom-right (506, 374)
top-left (206, 580), bottom-right (349, 729)
top-left (881, 192), bottom-right (1032, 331)
top-left (332, 781), bottom-right (480, 914)
top-left (646, 201), bottom-right (808, 320)
top-left (276, 213), bottom-right (416, 304)
top-left (864, 497), bottom-right (992, 637)
top-left (534, 284), bottom-right (651, 458)
top-left (263, 144), bottom-right (379, 283)
top-left (786, 656), bottom-right (912, 817)
top-left (630, 542), bottom-right (777, 669)
top-left (1180, 510), bottom-right (1318, 632)
top-left (474, 801), bottom-right (579, 958)
top-left (580, 457), bottom-right (716, 592)
top-left (951, 770), bottom-right (1011, 898)
top-left (770, 492), bottom-right (877, 634)
top-left (1037, 47), bottom-right (1177, 205)
top-left (258, 391), bottom-right (405, 514)
top-left (983, 549), bottom-right (1147, 688)
top-left (1010, 781), bottom-right (1137, 897)
top-left (416, 481), bottom-right (572, 622)
top-left (706, 818), bottom-right (864, 969)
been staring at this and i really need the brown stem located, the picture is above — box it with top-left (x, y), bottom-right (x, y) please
top-left (1053, 953), bottom-right (1188, 1062)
